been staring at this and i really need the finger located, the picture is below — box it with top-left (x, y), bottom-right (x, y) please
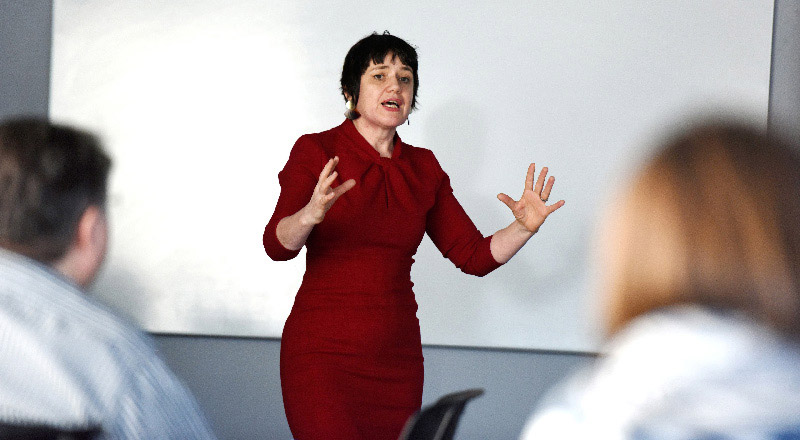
top-left (497, 193), bottom-right (516, 211)
top-left (319, 157), bottom-right (336, 182)
top-left (546, 199), bottom-right (566, 214)
top-left (333, 179), bottom-right (356, 196)
top-left (315, 172), bottom-right (335, 197)
top-left (525, 163), bottom-right (536, 192)
top-left (329, 179), bottom-right (356, 204)
top-left (534, 166), bottom-right (548, 194)
top-left (321, 170), bottom-right (338, 191)
top-left (323, 190), bottom-right (337, 203)
top-left (541, 176), bottom-right (555, 201)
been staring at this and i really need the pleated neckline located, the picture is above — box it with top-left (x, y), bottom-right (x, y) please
top-left (339, 119), bottom-right (404, 163)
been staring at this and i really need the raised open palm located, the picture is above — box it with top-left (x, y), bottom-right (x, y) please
top-left (497, 163), bottom-right (565, 234)
top-left (305, 156), bottom-right (356, 225)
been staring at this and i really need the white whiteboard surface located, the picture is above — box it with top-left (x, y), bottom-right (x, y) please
top-left (50, 0), bottom-right (773, 351)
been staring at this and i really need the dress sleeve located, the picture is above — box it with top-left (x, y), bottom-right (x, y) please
top-left (425, 158), bottom-right (502, 277)
top-left (263, 135), bottom-right (325, 261)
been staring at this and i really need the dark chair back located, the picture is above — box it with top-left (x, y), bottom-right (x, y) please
top-left (398, 388), bottom-right (484, 440)
top-left (0, 421), bottom-right (101, 440)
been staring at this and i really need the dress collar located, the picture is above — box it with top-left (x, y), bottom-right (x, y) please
top-left (339, 119), bottom-right (403, 161)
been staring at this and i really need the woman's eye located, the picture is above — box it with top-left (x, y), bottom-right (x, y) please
top-left (399, 77), bottom-right (411, 83)
top-left (373, 74), bottom-right (384, 80)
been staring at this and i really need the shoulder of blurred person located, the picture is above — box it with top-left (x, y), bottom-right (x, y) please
top-left (0, 248), bottom-right (217, 438)
top-left (520, 305), bottom-right (800, 440)
top-left (0, 118), bottom-right (216, 438)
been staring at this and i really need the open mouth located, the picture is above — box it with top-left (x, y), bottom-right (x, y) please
top-left (382, 100), bottom-right (400, 109)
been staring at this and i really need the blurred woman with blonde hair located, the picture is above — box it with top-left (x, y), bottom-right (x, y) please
top-left (521, 120), bottom-right (800, 439)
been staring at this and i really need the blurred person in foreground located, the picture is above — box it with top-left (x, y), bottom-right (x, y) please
top-left (0, 118), bottom-right (216, 439)
top-left (520, 120), bottom-right (800, 439)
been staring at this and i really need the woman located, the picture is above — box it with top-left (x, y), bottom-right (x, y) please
top-left (264, 32), bottom-right (564, 440)
top-left (520, 121), bottom-right (800, 439)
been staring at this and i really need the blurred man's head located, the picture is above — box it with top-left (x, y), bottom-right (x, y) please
top-left (0, 118), bottom-right (111, 287)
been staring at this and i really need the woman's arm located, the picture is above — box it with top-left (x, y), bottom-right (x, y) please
top-left (275, 156), bottom-right (355, 250)
top-left (491, 163), bottom-right (565, 264)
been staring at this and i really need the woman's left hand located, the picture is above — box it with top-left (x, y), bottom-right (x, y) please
top-left (497, 163), bottom-right (565, 234)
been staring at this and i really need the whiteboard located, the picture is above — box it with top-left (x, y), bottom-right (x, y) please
top-left (50, 0), bottom-right (773, 351)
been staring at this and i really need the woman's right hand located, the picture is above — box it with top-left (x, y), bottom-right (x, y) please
top-left (301, 156), bottom-right (356, 225)
top-left (275, 156), bottom-right (355, 251)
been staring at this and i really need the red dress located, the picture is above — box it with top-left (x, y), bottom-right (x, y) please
top-left (263, 120), bottom-right (502, 440)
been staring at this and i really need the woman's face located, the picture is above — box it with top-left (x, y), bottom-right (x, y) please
top-left (353, 53), bottom-right (414, 131)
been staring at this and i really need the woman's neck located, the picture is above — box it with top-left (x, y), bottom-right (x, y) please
top-left (353, 118), bottom-right (396, 158)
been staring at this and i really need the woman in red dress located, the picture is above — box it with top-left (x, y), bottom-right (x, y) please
top-left (263, 32), bottom-right (565, 440)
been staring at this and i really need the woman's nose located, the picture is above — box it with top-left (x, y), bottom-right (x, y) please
top-left (387, 75), bottom-right (401, 91)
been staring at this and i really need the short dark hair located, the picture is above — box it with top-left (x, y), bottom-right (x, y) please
top-left (340, 31), bottom-right (419, 110)
top-left (0, 117), bottom-right (111, 263)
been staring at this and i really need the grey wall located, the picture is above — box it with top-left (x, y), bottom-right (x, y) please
top-left (153, 335), bottom-right (591, 439)
top-left (2, 1), bottom-right (799, 439)
top-left (769, 0), bottom-right (800, 142)
top-left (0, 0), bottom-right (51, 119)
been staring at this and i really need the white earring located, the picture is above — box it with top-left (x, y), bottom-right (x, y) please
top-left (344, 99), bottom-right (358, 120)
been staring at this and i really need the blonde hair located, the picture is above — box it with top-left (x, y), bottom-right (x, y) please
top-left (602, 122), bottom-right (800, 338)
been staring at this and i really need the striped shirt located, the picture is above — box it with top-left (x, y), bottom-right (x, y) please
top-left (0, 248), bottom-right (217, 439)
